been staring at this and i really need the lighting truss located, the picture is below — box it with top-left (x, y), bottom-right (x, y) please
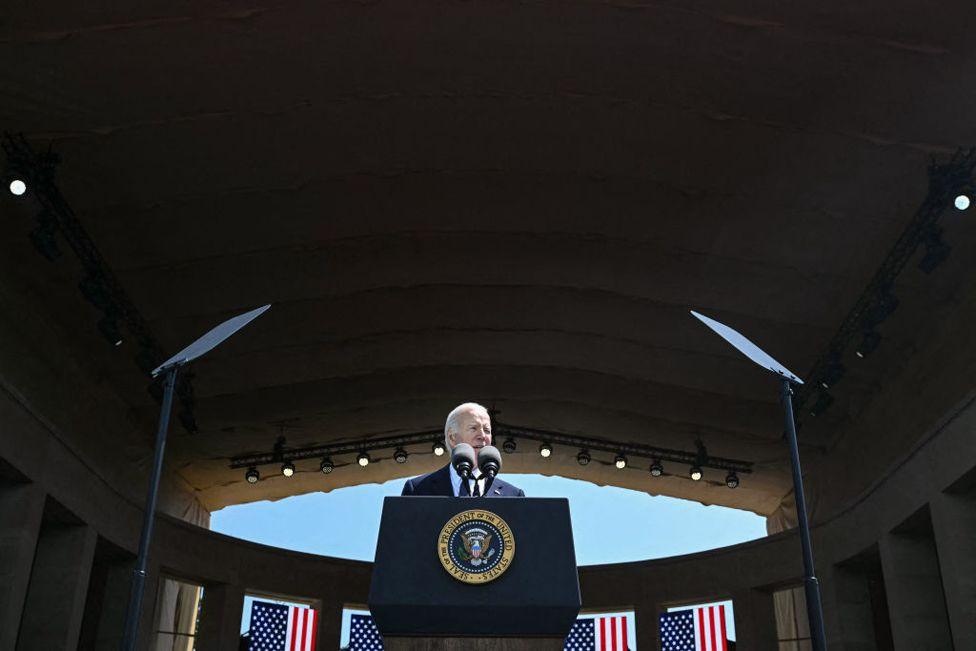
top-left (228, 421), bottom-right (753, 476)
top-left (2, 132), bottom-right (201, 432)
top-left (795, 147), bottom-right (976, 415)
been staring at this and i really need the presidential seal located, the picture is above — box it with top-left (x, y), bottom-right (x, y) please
top-left (438, 509), bottom-right (515, 584)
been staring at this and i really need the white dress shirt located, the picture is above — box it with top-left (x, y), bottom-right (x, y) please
top-left (448, 462), bottom-right (486, 497)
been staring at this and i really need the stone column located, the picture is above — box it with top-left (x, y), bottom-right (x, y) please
top-left (823, 564), bottom-right (878, 650)
top-left (730, 587), bottom-right (778, 649)
top-left (196, 582), bottom-right (245, 651)
top-left (930, 490), bottom-right (976, 650)
top-left (634, 602), bottom-right (660, 651)
top-left (316, 598), bottom-right (343, 651)
top-left (878, 531), bottom-right (952, 650)
top-left (0, 482), bottom-right (45, 651)
top-left (16, 520), bottom-right (98, 651)
top-left (91, 559), bottom-right (136, 650)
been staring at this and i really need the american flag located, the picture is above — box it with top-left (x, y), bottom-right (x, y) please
top-left (248, 600), bottom-right (318, 651)
top-left (348, 613), bottom-right (384, 650)
top-left (564, 615), bottom-right (631, 650)
top-left (659, 605), bottom-right (728, 651)
top-left (341, 612), bottom-right (632, 650)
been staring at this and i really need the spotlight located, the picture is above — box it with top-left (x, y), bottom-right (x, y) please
top-left (29, 210), bottom-right (61, 261)
top-left (432, 441), bottom-right (445, 456)
top-left (649, 460), bottom-right (664, 477)
top-left (539, 442), bottom-right (552, 458)
top-left (357, 451), bottom-right (370, 467)
top-left (809, 391), bottom-right (834, 417)
top-left (245, 467), bottom-right (260, 484)
top-left (726, 471), bottom-right (740, 489)
top-left (819, 359), bottom-right (844, 390)
top-left (281, 461), bottom-right (295, 477)
top-left (576, 450), bottom-right (591, 466)
top-left (98, 316), bottom-right (123, 347)
top-left (8, 178), bottom-right (26, 196)
top-left (614, 454), bottom-right (627, 469)
top-left (855, 331), bottom-right (882, 358)
top-left (955, 194), bottom-right (971, 211)
top-left (865, 291), bottom-right (898, 327)
top-left (690, 466), bottom-right (703, 481)
top-left (320, 457), bottom-right (334, 474)
top-left (394, 447), bottom-right (408, 463)
top-left (918, 227), bottom-right (951, 274)
top-left (178, 410), bottom-right (197, 434)
top-left (502, 438), bottom-right (517, 454)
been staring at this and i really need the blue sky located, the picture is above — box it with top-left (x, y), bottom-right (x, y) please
top-left (211, 473), bottom-right (766, 565)
top-left (212, 473), bottom-right (765, 642)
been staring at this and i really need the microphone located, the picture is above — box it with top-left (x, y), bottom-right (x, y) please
top-left (451, 443), bottom-right (476, 479)
top-left (477, 445), bottom-right (502, 495)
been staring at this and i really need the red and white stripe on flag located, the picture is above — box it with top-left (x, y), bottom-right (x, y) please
top-left (285, 605), bottom-right (318, 651)
top-left (596, 615), bottom-right (630, 651)
top-left (693, 604), bottom-right (727, 651)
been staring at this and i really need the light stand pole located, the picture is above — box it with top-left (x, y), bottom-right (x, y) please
top-left (691, 310), bottom-right (826, 651)
top-left (120, 304), bottom-right (270, 651)
top-left (780, 379), bottom-right (827, 650)
top-left (120, 365), bottom-right (178, 650)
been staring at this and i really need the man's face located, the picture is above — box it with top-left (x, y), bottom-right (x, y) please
top-left (449, 408), bottom-right (492, 463)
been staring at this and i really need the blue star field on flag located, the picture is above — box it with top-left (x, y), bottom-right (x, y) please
top-left (563, 618), bottom-right (595, 650)
top-left (349, 613), bottom-right (384, 650)
top-left (659, 610), bottom-right (696, 651)
top-left (248, 601), bottom-right (290, 650)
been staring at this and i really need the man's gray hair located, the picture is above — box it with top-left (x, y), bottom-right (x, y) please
top-left (444, 402), bottom-right (490, 449)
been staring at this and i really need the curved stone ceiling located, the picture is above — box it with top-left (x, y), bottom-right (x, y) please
top-left (2, 0), bottom-right (975, 515)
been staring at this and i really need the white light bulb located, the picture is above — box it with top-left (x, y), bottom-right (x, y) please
top-left (955, 194), bottom-right (970, 211)
top-left (9, 179), bottom-right (27, 196)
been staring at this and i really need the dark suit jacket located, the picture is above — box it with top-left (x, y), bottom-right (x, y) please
top-left (401, 464), bottom-right (525, 497)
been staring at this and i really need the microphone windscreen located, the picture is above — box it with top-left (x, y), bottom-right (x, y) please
top-left (451, 443), bottom-right (476, 468)
top-left (477, 445), bottom-right (502, 473)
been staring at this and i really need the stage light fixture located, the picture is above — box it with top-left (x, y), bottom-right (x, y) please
top-left (955, 194), bottom-right (971, 210)
top-left (726, 471), bottom-right (740, 489)
top-left (809, 391), bottom-right (834, 417)
top-left (649, 460), bottom-right (664, 477)
top-left (819, 359), bottom-right (845, 389)
top-left (502, 438), bottom-right (517, 453)
top-left (539, 442), bottom-right (552, 458)
top-left (29, 210), bottom-right (61, 261)
top-left (690, 466), bottom-right (703, 481)
top-left (394, 447), bottom-right (408, 463)
top-left (865, 291), bottom-right (899, 327)
top-left (432, 441), bottom-right (445, 456)
top-left (281, 461), bottom-right (295, 477)
top-left (245, 467), bottom-right (259, 484)
top-left (855, 331), bottom-right (882, 358)
top-left (576, 450), bottom-right (591, 466)
top-left (614, 454), bottom-right (627, 469)
top-left (8, 178), bottom-right (26, 196)
top-left (98, 316), bottom-right (124, 347)
top-left (357, 451), bottom-right (370, 467)
top-left (320, 457), bottom-right (334, 474)
top-left (918, 227), bottom-right (951, 274)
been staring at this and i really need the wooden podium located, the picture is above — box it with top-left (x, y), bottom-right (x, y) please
top-left (368, 496), bottom-right (581, 650)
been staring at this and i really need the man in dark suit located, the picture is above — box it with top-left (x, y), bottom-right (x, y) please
top-left (401, 402), bottom-right (525, 497)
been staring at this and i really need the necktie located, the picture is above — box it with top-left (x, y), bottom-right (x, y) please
top-left (471, 475), bottom-right (482, 497)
